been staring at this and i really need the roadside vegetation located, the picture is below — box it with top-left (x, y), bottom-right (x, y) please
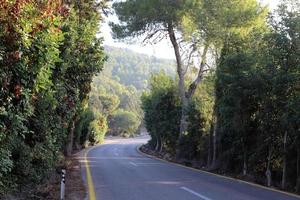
top-left (112, 0), bottom-right (300, 193)
top-left (0, 0), bottom-right (108, 196)
top-left (87, 46), bottom-right (175, 138)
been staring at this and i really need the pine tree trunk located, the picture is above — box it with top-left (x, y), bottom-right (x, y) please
top-left (266, 147), bottom-right (272, 187)
top-left (159, 137), bottom-right (163, 153)
top-left (243, 151), bottom-right (247, 176)
top-left (155, 134), bottom-right (160, 152)
top-left (212, 117), bottom-right (218, 168)
top-left (179, 98), bottom-right (189, 137)
top-left (281, 131), bottom-right (288, 189)
top-left (167, 23), bottom-right (188, 138)
top-left (207, 126), bottom-right (213, 168)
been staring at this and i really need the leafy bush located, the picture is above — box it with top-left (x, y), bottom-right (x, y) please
top-left (75, 109), bottom-right (95, 147)
top-left (109, 109), bottom-right (140, 137)
top-left (142, 72), bottom-right (215, 158)
top-left (75, 110), bottom-right (108, 147)
top-left (0, 0), bottom-right (106, 195)
top-left (88, 113), bottom-right (108, 145)
top-left (142, 72), bottom-right (181, 154)
top-left (0, 149), bottom-right (13, 194)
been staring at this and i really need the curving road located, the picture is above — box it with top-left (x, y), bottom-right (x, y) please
top-left (80, 136), bottom-right (300, 200)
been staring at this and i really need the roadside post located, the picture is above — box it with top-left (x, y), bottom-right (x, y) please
top-left (60, 169), bottom-right (66, 200)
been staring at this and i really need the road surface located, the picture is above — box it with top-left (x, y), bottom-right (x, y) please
top-left (80, 136), bottom-right (300, 200)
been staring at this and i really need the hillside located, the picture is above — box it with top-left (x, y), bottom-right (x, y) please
top-left (88, 46), bottom-right (175, 137)
top-left (102, 46), bottom-right (176, 91)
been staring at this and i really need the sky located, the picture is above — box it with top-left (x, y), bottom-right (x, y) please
top-left (100, 0), bottom-right (280, 60)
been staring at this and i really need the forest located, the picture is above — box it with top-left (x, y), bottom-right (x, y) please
top-left (85, 46), bottom-right (175, 138)
top-left (112, 0), bottom-right (300, 193)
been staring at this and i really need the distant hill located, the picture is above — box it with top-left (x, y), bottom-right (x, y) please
top-left (89, 46), bottom-right (176, 136)
top-left (102, 46), bottom-right (176, 91)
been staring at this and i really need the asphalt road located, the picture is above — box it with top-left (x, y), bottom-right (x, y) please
top-left (81, 136), bottom-right (300, 200)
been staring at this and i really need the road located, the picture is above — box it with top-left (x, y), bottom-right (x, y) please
top-left (81, 136), bottom-right (300, 200)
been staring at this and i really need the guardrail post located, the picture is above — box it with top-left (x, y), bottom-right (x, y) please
top-left (60, 169), bottom-right (66, 200)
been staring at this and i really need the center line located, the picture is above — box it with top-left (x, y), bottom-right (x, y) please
top-left (129, 162), bottom-right (138, 166)
top-left (180, 187), bottom-right (212, 200)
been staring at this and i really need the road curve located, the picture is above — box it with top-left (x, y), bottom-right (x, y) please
top-left (80, 136), bottom-right (300, 200)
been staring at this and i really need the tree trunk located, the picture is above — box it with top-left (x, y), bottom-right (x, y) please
top-left (296, 147), bottom-right (300, 193)
top-left (211, 116), bottom-right (218, 168)
top-left (266, 147), bottom-right (272, 187)
top-left (243, 151), bottom-right (247, 176)
top-left (65, 117), bottom-right (76, 156)
top-left (155, 134), bottom-right (161, 152)
top-left (159, 137), bottom-right (163, 153)
top-left (281, 131), bottom-right (288, 189)
top-left (167, 23), bottom-right (188, 138)
top-left (207, 126), bottom-right (213, 168)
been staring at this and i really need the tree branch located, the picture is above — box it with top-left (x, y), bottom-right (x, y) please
top-left (142, 29), bottom-right (167, 43)
top-left (186, 43), bottom-right (209, 99)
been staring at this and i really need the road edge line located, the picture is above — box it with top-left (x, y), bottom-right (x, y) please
top-left (84, 146), bottom-right (97, 200)
top-left (136, 145), bottom-right (300, 199)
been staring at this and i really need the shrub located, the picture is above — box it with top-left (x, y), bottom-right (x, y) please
top-left (88, 113), bottom-right (108, 145)
top-left (109, 109), bottom-right (140, 137)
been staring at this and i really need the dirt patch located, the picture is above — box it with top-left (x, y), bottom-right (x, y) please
top-left (38, 157), bottom-right (86, 200)
top-left (36, 156), bottom-right (86, 200)
top-left (64, 157), bottom-right (86, 200)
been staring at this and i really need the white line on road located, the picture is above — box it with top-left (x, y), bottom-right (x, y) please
top-left (134, 162), bottom-right (164, 165)
top-left (129, 162), bottom-right (138, 166)
top-left (180, 187), bottom-right (212, 200)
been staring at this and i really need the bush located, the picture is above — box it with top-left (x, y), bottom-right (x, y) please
top-left (75, 110), bottom-right (108, 147)
top-left (74, 110), bottom-right (95, 147)
top-left (141, 72), bottom-right (181, 154)
top-left (88, 113), bottom-right (108, 145)
top-left (0, 148), bottom-right (13, 194)
top-left (109, 109), bottom-right (140, 137)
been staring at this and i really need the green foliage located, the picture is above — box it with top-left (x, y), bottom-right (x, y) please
top-left (142, 71), bottom-right (215, 157)
top-left (183, 0), bottom-right (268, 46)
top-left (135, 0), bottom-right (299, 193)
top-left (110, 109), bottom-right (140, 137)
top-left (103, 46), bottom-right (175, 91)
top-left (214, 1), bottom-right (300, 190)
top-left (88, 46), bottom-right (174, 138)
top-left (88, 113), bottom-right (108, 145)
top-left (89, 74), bottom-right (142, 136)
top-left (111, 0), bottom-right (183, 40)
top-left (0, 0), bottom-right (106, 195)
top-left (142, 72), bottom-right (181, 154)
top-left (0, 148), bottom-right (13, 193)
top-left (180, 74), bottom-right (215, 160)
top-left (75, 109), bottom-right (108, 147)
top-left (75, 109), bottom-right (95, 147)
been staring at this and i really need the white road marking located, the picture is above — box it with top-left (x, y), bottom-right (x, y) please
top-left (129, 162), bottom-right (138, 166)
top-left (180, 187), bottom-right (212, 200)
top-left (134, 162), bottom-right (164, 165)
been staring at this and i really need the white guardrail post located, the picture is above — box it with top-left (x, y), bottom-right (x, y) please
top-left (60, 169), bottom-right (66, 200)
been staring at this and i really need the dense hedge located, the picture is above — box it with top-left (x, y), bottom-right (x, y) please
top-left (0, 0), bottom-right (107, 194)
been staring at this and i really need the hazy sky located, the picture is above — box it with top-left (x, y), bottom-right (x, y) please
top-left (101, 0), bottom-right (280, 59)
